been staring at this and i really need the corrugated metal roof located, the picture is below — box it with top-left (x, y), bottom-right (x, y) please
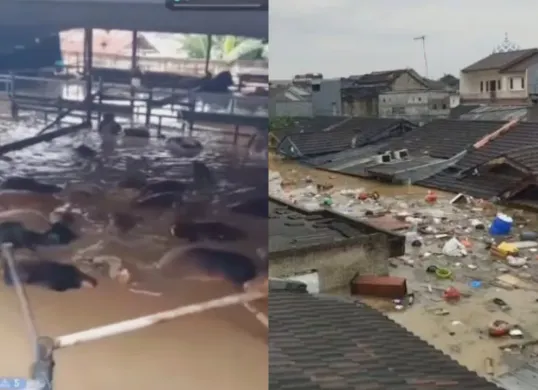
top-left (496, 360), bottom-right (538, 390)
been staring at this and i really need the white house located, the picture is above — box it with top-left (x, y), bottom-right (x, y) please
top-left (459, 48), bottom-right (538, 104)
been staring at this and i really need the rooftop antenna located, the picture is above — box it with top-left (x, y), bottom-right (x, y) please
top-left (413, 35), bottom-right (429, 78)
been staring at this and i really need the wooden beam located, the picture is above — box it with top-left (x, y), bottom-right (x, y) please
top-left (0, 122), bottom-right (89, 155)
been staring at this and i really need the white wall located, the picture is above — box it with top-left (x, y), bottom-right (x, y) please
top-left (459, 69), bottom-right (528, 100)
top-left (449, 94), bottom-right (460, 108)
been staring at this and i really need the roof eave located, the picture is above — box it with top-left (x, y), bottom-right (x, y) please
top-left (499, 49), bottom-right (538, 72)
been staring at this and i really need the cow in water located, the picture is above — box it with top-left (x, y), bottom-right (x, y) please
top-left (197, 71), bottom-right (234, 112)
top-left (3, 259), bottom-right (97, 292)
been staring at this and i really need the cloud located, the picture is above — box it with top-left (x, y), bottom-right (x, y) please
top-left (269, 0), bottom-right (538, 79)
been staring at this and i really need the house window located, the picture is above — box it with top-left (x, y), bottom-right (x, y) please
top-left (442, 104), bottom-right (447, 109)
top-left (418, 97), bottom-right (422, 102)
top-left (485, 81), bottom-right (489, 92)
top-left (497, 80), bottom-right (501, 90)
top-left (311, 84), bottom-right (320, 92)
top-left (391, 106), bottom-right (405, 115)
top-left (480, 81), bottom-right (484, 92)
top-left (509, 77), bottom-right (525, 91)
top-left (381, 98), bottom-right (386, 102)
top-left (432, 104), bottom-right (438, 109)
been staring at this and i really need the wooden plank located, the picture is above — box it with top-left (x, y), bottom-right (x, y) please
top-left (0, 122), bottom-right (89, 155)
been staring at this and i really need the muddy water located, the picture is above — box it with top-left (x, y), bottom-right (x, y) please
top-left (0, 121), bottom-right (268, 389)
top-left (269, 153), bottom-right (443, 198)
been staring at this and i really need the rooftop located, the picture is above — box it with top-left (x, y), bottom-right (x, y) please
top-left (269, 198), bottom-right (405, 258)
top-left (278, 118), bottom-right (413, 158)
top-left (269, 281), bottom-right (502, 390)
top-left (462, 48), bottom-right (538, 73)
top-left (269, 199), bottom-right (372, 254)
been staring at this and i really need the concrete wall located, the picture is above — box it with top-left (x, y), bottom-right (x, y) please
top-left (271, 101), bottom-right (313, 117)
top-left (379, 90), bottom-right (451, 122)
top-left (527, 63), bottom-right (538, 98)
top-left (342, 99), bottom-right (377, 117)
top-left (269, 234), bottom-right (390, 292)
top-left (460, 69), bottom-right (529, 102)
top-left (392, 72), bottom-right (428, 91)
top-left (312, 79), bottom-right (342, 116)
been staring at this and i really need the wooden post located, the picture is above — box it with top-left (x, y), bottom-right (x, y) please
top-left (83, 28), bottom-right (93, 124)
top-left (97, 78), bottom-right (104, 124)
top-left (130, 30), bottom-right (138, 126)
top-left (145, 88), bottom-right (152, 126)
top-left (204, 34), bottom-right (213, 76)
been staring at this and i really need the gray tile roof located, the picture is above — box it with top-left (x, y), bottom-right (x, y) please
top-left (269, 284), bottom-right (503, 390)
top-left (268, 198), bottom-right (405, 257)
top-left (462, 49), bottom-right (538, 72)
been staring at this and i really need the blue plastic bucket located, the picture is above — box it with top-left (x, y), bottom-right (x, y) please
top-left (489, 213), bottom-right (513, 236)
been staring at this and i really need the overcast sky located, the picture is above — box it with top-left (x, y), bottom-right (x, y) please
top-left (270, 0), bottom-right (538, 80)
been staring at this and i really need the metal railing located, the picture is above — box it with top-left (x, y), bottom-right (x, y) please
top-left (62, 51), bottom-right (268, 78)
top-left (1, 243), bottom-right (266, 390)
top-left (1, 74), bottom-right (267, 117)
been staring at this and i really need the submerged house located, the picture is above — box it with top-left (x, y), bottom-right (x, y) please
top-left (277, 117), bottom-right (415, 159)
top-left (341, 68), bottom-right (429, 117)
top-left (308, 119), bottom-right (511, 185)
top-left (459, 41), bottom-right (538, 105)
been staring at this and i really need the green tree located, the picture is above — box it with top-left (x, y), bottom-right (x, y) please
top-left (181, 34), bottom-right (267, 62)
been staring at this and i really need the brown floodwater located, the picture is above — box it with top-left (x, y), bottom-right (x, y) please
top-left (0, 121), bottom-right (268, 389)
top-left (268, 152), bottom-right (443, 198)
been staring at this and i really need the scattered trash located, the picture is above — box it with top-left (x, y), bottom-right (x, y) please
top-left (321, 197), bottom-right (333, 206)
top-left (350, 275), bottom-right (407, 299)
top-left (494, 242), bottom-right (519, 258)
top-left (520, 231), bottom-right (538, 241)
top-left (485, 357), bottom-right (494, 376)
top-left (407, 293), bottom-right (415, 306)
top-left (489, 213), bottom-right (513, 236)
top-left (488, 320), bottom-right (511, 337)
top-left (443, 287), bottom-right (461, 303)
top-left (268, 169), bottom-right (538, 370)
top-left (512, 240), bottom-right (538, 249)
top-left (507, 255), bottom-right (527, 268)
top-left (442, 237), bottom-right (467, 257)
top-left (129, 288), bottom-right (162, 297)
top-left (492, 298), bottom-right (511, 311)
top-left (436, 268), bottom-right (452, 280)
top-left (470, 219), bottom-right (485, 230)
top-left (450, 193), bottom-right (471, 205)
top-left (469, 280), bottom-right (482, 288)
top-left (424, 190), bottom-right (438, 204)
